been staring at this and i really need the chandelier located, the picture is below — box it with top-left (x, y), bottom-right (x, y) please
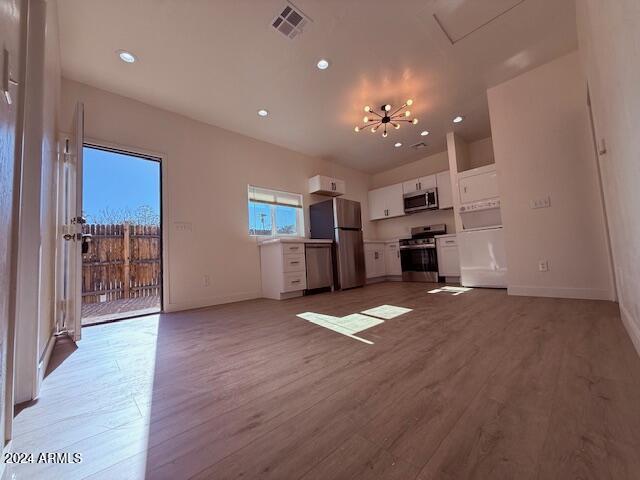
top-left (354, 99), bottom-right (418, 138)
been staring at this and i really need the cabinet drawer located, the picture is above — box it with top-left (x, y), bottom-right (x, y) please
top-left (282, 243), bottom-right (304, 254)
top-left (283, 272), bottom-right (306, 292)
top-left (283, 253), bottom-right (305, 272)
top-left (438, 237), bottom-right (458, 247)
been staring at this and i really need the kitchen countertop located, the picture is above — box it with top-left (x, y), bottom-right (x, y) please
top-left (364, 239), bottom-right (401, 244)
top-left (434, 233), bottom-right (457, 239)
top-left (259, 238), bottom-right (333, 246)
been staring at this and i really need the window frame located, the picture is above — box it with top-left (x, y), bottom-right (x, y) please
top-left (247, 185), bottom-right (305, 238)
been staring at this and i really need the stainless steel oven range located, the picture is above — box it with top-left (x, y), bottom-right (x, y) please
top-left (399, 224), bottom-right (447, 282)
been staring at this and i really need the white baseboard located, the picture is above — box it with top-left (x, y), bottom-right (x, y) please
top-left (620, 302), bottom-right (640, 358)
top-left (507, 285), bottom-right (614, 301)
top-left (35, 335), bottom-right (57, 397)
top-left (165, 290), bottom-right (261, 313)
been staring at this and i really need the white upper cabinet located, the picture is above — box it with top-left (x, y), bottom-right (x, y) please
top-left (308, 175), bottom-right (346, 197)
top-left (458, 166), bottom-right (499, 204)
top-left (436, 170), bottom-right (453, 209)
top-left (368, 183), bottom-right (404, 220)
top-left (402, 175), bottom-right (436, 194)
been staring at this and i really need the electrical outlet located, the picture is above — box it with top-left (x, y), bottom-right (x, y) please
top-left (203, 274), bottom-right (210, 287)
top-left (538, 260), bottom-right (549, 272)
top-left (530, 196), bottom-right (551, 209)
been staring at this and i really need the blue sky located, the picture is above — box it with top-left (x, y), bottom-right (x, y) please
top-left (83, 147), bottom-right (160, 222)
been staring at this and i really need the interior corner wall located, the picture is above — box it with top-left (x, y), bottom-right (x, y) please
top-left (577, 0), bottom-right (640, 354)
top-left (487, 51), bottom-right (614, 301)
top-left (60, 79), bottom-right (375, 312)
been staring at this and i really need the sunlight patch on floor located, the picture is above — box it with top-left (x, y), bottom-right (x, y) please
top-left (297, 305), bottom-right (412, 344)
top-left (361, 304), bottom-right (413, 319)
top-left (428, 286), bottom-right (473, 295)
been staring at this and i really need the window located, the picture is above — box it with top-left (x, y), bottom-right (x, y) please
top-left (248, 185), bottom-right (304, 237)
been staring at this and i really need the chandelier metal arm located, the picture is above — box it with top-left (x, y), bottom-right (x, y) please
top-left (389, 103), bottom-right (408, 117)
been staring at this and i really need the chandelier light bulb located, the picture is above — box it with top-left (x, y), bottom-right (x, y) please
top-left (405, 111), bottom-right (411, 117)
top-left (412, 118), bottom-right (419, 125)
top-left (354, 126), bottom-right (360, 132)
top-left (406, 99), bottom-right (413, 106)
top-left (394, 124), bottom-right (400, 129)
top-left (384, 104), bottom-right (391, 112)
top-left (371, 126), bottom-right (376, 133)
top-left (363, 116), bottom-right (369, 123)
top-left (364, 105), bottom-right (371, 112)
top-left (382, 131), bottom-right (388, 138)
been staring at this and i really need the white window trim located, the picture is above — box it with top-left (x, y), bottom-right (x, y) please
top-left (248, 185), bottom-right (305, 238)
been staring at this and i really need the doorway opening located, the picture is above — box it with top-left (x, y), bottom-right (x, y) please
top-left (80, 144), bottom-right (162, 325)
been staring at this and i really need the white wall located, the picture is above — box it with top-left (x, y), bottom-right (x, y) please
top-left (61, 79), bottom-right (375, 312)
top-left (577, 0), bottom-right (640, 353)
top-left (488, 52), bottom-right (614, 301)
top-left (467, 137), bottom-right (495, 170)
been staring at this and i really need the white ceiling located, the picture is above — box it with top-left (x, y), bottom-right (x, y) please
top-left (57, 0), bottom-right (578, 173)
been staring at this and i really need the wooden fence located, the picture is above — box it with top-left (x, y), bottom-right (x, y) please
top-left (82, 222), bottom-right (161, 304)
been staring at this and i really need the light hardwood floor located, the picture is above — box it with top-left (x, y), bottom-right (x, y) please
top-left (8, 283), bottom-right (640, 479)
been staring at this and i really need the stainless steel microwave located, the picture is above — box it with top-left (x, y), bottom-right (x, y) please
top-left (403, 188), bottom-right (438, 213)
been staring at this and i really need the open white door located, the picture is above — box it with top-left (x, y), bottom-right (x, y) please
top-left (57, 102), bottom-right (84, 342)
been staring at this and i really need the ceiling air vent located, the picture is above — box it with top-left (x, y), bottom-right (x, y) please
top-left (272, 2), bottom-right (310, 39)
top-left (411, 142), bottom-right (429, 150)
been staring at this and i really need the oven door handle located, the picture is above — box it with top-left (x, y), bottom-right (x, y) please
top-left (399, 245), bottom-right (436, 250)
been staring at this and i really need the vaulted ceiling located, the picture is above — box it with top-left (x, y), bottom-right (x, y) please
top-left (57, 0), bottom-right (578, 173)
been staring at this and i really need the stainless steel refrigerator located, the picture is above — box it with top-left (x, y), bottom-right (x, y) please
top-left (309, 198), bottom-right (366, 290)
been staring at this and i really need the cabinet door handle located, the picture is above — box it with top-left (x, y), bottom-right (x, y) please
top-left (290, 261), bottom-right (300, 264)
top-left (291, 279), bottom-right (301, 284)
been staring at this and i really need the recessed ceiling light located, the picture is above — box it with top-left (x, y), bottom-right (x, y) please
top-left (420, 130), bottom-right (430, 136)
top-left (117, 50), bottom-right (136, 63)
top-left (453, 115), bottom-right (465, 124)
top-left (257, 109), bottom-right (269, 117)
top-left (394, 142), bottom-right (402, 148)
top-left (316, 58), bottom-right (330, 70)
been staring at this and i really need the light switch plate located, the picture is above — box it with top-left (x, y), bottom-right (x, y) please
top-left (538, 260), bottom-right (549, 272)
top-left (174, 221), bottom-right (193, 232)
top-left (530, 196), bottom-right (551, 209)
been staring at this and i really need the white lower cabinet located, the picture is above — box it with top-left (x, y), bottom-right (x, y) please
top-left (260, 241), bottom-right (307, 299)
top-left (384, 241), bottom-right (402, 276)
top-left (364, 243), bottom-right (386, 279)
top-left (436, 235), bottom-right (460, 278)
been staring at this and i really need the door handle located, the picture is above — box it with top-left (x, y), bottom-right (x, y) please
top-left (418, 182), bottom-right (422, 190)
top-left (81, 234), bottom-right (92, 254)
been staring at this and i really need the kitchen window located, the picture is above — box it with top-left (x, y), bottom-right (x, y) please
top-left (248, 185), bottom-right (304, 237)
